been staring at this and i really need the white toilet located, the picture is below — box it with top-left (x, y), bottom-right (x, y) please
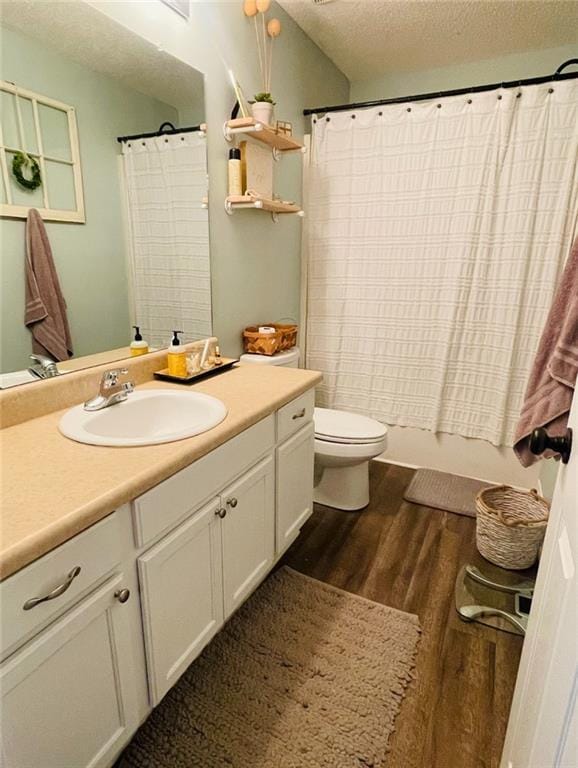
top-left (313, 408), bottom-right (387, 510)
top-left (239, 348), bottom-right (388, 512)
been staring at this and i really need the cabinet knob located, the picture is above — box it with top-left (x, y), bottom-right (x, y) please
top-left (114, 588), bottom-right (130, 604)
top-left (215, 507), bottom-right (227, 518)
top-left (226, 497), bottom-right (238, 508)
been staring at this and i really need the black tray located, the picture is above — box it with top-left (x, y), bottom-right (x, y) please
top-left (153, 358), bottom-right (238, 384)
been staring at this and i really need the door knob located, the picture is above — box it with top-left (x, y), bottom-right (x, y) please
top-left (215, 507), bottom-right (227, 518)
top-left (114, 588), bottom-right (130, 604)
top-left (530, 427), bottom-right (572, 464)
top-left (226, 498), bottom-right (238, 508)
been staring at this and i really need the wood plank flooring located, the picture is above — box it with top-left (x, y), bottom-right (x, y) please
top-left (281, 461), bottom-right (523, 768)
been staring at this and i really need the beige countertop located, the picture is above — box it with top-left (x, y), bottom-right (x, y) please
top-left (0, 365), bottom-right (321, 581)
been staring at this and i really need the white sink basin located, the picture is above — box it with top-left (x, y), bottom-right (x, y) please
top-left (59, 390), bottom-right (227, 447)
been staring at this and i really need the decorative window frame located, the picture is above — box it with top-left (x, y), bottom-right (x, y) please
top-left (0, 81), bottom-right (85, 223)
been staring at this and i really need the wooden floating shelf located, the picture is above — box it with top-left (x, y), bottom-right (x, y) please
top-left (224, 118), bottom-right (305, 153)
top-left (225, 195), bottom-right (304, 220)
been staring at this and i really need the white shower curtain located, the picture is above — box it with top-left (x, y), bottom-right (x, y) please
top-left (307, 79), bottom-right (578, 446)
top-left (121, 131), bottom-right (211, 349)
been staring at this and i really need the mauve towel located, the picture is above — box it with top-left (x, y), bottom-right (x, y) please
top-left (24, 208), bottom-right (73, 362)
top-left (514, 236), bottom-right (578, 466)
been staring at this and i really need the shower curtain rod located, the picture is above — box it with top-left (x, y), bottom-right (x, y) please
top-left (117, 122), bottom-right (202, 144)
top-left (302, 58), bottom-right (578, 116)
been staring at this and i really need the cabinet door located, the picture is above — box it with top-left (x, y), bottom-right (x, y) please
top-left (138, 498), bottom-right (223, 705)
top-left (276, 422), bottom-right (315, 556)
top-left (0, 574), bottom-right (139, 768)
top-left (221, 456), bottom-right (275, 618)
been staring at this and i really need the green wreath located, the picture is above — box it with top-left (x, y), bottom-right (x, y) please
top-left (12, 152), bottom-right (42, 191)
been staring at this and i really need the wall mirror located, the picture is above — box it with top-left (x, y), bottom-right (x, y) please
top-left (0, 3), bottom-right (211, 388)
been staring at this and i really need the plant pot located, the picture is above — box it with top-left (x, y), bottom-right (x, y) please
top-left (251, 101), bottom-right (274, 126)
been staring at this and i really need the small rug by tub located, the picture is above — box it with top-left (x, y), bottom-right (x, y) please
top-left (120, 566), bottom-right (421, 768)
top-left (404, 468), bottom-right (494, 518)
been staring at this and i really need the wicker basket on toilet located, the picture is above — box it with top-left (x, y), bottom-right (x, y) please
top-left (475, 485), bottom-right (550, 570)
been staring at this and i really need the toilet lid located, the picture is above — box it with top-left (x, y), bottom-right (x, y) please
top-left (314, 408), bottom-right (387, 444)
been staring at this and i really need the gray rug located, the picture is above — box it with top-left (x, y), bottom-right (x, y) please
top-left (404, 468), bottom-right (494, 517)
top-left (120, 566), bottom-right (421, 768)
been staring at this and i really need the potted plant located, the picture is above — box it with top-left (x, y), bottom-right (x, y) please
top-left (251, 92), bottom-right (275, 125)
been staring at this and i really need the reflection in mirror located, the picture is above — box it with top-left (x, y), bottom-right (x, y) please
top-left (0, 12), bottom-right (210, 388)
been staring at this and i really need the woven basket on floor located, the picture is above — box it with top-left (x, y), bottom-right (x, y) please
top-left (475, 485), bottom-right (549, 570)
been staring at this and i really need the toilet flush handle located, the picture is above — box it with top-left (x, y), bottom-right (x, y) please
top-left (292, 408), bottom-right (306, 420)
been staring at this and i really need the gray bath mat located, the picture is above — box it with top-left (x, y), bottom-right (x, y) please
top-left (120, 566), bottom-right (421, 768)
top-left (404, 468), bottom-right (494, 517)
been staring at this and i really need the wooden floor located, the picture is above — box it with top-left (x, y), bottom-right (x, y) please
top-left (281, 461), bottom-right (523, 768)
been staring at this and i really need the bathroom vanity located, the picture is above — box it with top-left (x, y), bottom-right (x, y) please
top-left (0, 365), bottom-right (320, 768)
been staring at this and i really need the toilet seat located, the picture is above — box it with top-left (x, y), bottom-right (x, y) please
top-left (314, 408), bottom-right (387, 445)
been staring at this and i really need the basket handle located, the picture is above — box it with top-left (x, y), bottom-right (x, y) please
top-left (496, 488), bottom-right (550, 527)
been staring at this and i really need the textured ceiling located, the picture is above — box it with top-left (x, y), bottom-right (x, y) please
top-left (277, 0), bottom-right (578, 81)
top-left (0, 0), bottom-right (204, 114)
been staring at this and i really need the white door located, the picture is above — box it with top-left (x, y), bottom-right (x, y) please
top-left (276, 422), bottom-right (315, 556)
top-left (221, 456), bottom-right (275, 618)
top-left (138, 497), bottom-right (224, 705)
top-left (0, 574), bottom-right (139, 768)
top-left (501, 392), bottom-right (577, 767)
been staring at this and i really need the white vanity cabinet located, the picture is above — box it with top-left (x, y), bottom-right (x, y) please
top-left (221, 455), bottom-right (275, 617)
top-left (136, 453), bottom-right (275, 705)
top-left (138, 498), bottom-right (225, 705)
top-left (276, 422), bottom-right (315, 555)
top-left (0, 512), bottom-right (145, 768)
top-left (0, 387), bottom-right (316, 767)
top-left (0, 573), bottom-right (142, 768)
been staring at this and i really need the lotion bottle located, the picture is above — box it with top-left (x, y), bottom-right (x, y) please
top-left (228, 147), bottom-right (242, 196)
top-left (167, 330), bottom-right (187, 377)
top-left (130, 325), bottom-right (149, 356)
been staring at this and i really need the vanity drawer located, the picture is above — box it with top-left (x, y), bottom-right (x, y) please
top-left (133, 414), bottom-right (275, 547)
top-left (0, 512), bottom-right (122, 660)
top-left (276, 390), bottom-right (315, 444)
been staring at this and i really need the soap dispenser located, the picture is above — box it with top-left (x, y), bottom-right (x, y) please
top-left (130, 325), bottom-right (149, 356)
top-left (167, 331), bottom-right (187, 377)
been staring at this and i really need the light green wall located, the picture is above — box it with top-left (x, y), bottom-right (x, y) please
top-left (350, 44), bottom-right (577, 102)
top-left (0, 25), bottom-right (178, 373)
top-left (88, 0), bottom-right (350, 357)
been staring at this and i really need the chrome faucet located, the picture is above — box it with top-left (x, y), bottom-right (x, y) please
top-left (28, 354), bottom-right (60, 380)
top-left (84, 368), bottom-right (135, 412)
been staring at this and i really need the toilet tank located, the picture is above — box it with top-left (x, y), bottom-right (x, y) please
top-left (239, 347), bottom-right (300, 368)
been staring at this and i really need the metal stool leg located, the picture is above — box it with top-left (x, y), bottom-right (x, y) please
top-left (465, 564), bottom-right (534, 596)
top-left (458, 604), bottom-right (528, 634)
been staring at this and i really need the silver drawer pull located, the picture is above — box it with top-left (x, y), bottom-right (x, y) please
top-left (22, 566), bottom-right (82, 611)
top-left (292, 408), bottom-right (306, 420)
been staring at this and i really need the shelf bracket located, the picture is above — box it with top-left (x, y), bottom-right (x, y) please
top-left (223, 121), bottom-right (266, 142)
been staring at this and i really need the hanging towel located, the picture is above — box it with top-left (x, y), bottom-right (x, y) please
top-left (513, 236), bottom-right (578, 467)
top-left (24, 209), bottom-right (73, 362)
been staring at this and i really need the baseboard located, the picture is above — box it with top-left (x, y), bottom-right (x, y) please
top-left (374, 455), bottom-right (542, 494)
